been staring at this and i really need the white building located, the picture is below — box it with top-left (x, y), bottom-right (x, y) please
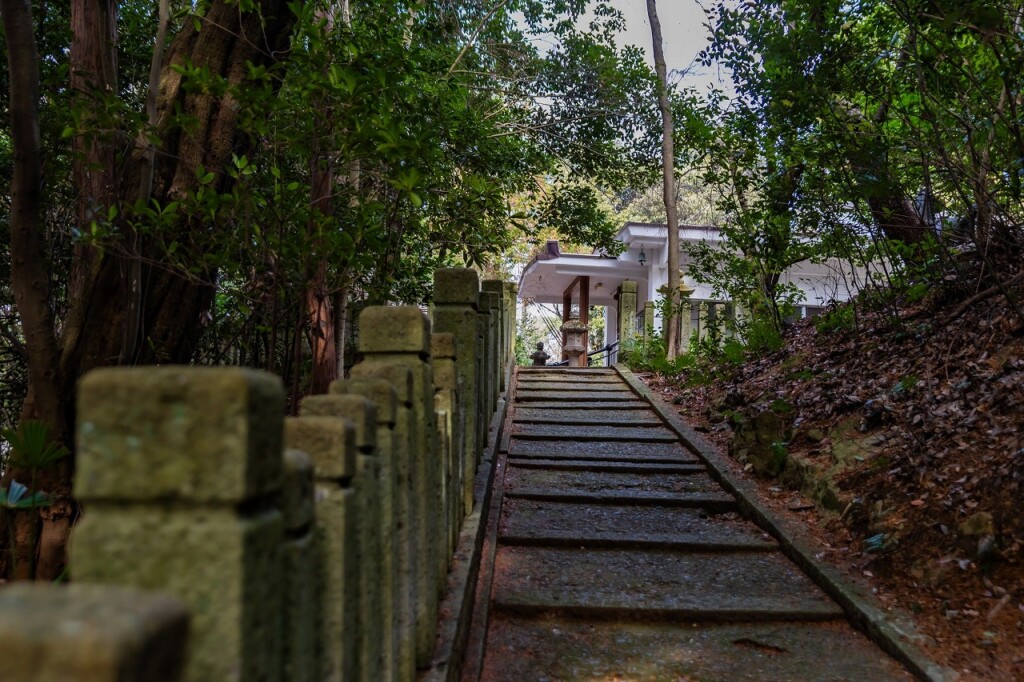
top-left (518, 222), bottom-right (868, 365)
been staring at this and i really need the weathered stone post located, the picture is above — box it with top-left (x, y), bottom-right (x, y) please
top-left (431, 268), bottom-right (482, 517)
top-left (339, 371), bottom-right (416, 679)
top-left (482, 280), bottom-right (506, 391)
top-left (351, 306), bottom-right (439, 667)
top-left (281, 449), bottom-right (318, 682)
top-left (301, 395), bottom-right (382, 682)
top-left (73, 367), bottom-right (284, 682)
top-left (698, 301), bottom-right (710, 343)
top-left (327, 379), bottom-right (405, 682)
top-left (618, 280), bottom-right (638, 348)
top-left (504, 282), bottom-right (518, 372)
top-left (644, 302), bottom-right (656, 344)
top-left (0, 584), bottom-right (189, 682)
top-left (432, 332), bottom-right (464, 557)
top-left (481, 290), bottom-right (500, 414)
top-left (285, 416), bottom-right (358, 682)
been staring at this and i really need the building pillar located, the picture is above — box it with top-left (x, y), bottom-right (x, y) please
top-left (617, 280), bottom-right (638, 348)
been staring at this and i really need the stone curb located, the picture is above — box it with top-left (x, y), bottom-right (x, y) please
top-left (615, 363), bottom-right (958, 682)
top-left (420, 364), bottom-right (513, 682)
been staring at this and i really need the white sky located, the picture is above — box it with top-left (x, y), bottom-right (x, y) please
top-left (612, 0), bottom-right (725, 93)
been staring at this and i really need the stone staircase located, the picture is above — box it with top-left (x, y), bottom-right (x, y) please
top-left (462, 367), bottom-right (916, 681)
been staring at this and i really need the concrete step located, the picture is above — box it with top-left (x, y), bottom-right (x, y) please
top-left (504, 467), bottom-right (718, 496)
top-left (504, 490), bottom-right (737, 511)
top-left (512, 408), bottom-right (662, 425)
top-left (491, 546), bottom-right (844, 621)
top-left (479, 616), bottom-right (914, 681)
top-left (499, 499), bottom-right (776, 551)
top-left (510, 423), bottom-right (678, 442)
top-left (516, 390), bottom-right (637, 402)
top-left (512, 400), bottom-right (649, 410)
top-left (505, 459), bottom-right (704, 474)
top-left (508, 439), bottom-right (696, 462)
top-left (513, 382), bottom-right (628, 392)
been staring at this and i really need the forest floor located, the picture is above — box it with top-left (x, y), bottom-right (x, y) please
top-left (636, 285), bottom-right (1024, 680)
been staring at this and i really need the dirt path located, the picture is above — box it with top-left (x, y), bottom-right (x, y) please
top-left (461, 367), bottom-right (915, 681)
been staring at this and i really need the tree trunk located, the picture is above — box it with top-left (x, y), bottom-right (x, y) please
top-left (1, 0), bottom-right (69, 580)
top-left (646, 0), bottom-right (681, 359)
top-left (2, 0), bottom-right (299, 580)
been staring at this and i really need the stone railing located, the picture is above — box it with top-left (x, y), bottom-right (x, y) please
top-left (0, 269), bottom-right (515, 682)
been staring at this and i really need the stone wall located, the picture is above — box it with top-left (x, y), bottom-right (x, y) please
top-left (0, 269), bottom-right (513, 682)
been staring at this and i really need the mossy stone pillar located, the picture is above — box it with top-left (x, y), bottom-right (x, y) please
top-left (73, 367), bottom-right (284, 682)
top-left (482, 280), bottom-right (506, 391)
top-left (343, 368), bottom-right (417, 680)
top-left (644, 302), bottom-right (656, 343)
top-left (331, 379), bottom-right (405, 682)
top-left (481, 290), bottom-right (500, 415)
top-left (617, 280), bottom-right (638, 348)
top-left (698, 301), bottom-right (710, 342)
top-left (352, 306), bottom-right (439, 667)
top-left (504, 282), bottom-right (517, 369)
top-left (432, 268), bottom-right (482, 513)
top-left (301, 395), bottom-right (382, 682)
top-left (284, 416), bottom-right (358, 682)
top-left (281, 449), bottom-right (318, 682)
top-left (0, 584), bottom-right (189, 682)
top-left (432, 332), bottom-right (464, 557)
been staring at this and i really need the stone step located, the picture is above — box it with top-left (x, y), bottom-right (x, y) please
top-left (512, 408), bottom-right (662, 426)
top-left (491, 547), bottom-right (844, 621)
top-left (513, 401), bottom-right (650, 411)
top-left (517, 377), bottom-right (625, 385)
top-left (516, 390), bottom-right (637, 402)
top-left (505, 467), bottom-right (717, 496)
top-left (513, 382), bottom-right (628, 392)
top-left (504, 490), bottom-right (736, 511)
top-left (479, 616), bottom-right (914, 681)
top-left (505, 459), bottom-right (704, 474)
top-left (508, 439), bottom-right (695, 462)
top-left (518, 368), bottom-right (616, 374)
top-left (499, 500), bottom-right (775, 551)
top-left (510, 424), bottom-right (677, 442)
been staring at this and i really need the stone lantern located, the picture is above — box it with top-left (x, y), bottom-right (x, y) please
top-left (560, 318), bottom-right (588, 367)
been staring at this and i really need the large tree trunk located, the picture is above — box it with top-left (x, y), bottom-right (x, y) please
top-left (1, 0), bottom-right (69, 580)
top-left (646, 0), bottom-right (681, 358)
top-left (2, 0), bottom-right (299, 580)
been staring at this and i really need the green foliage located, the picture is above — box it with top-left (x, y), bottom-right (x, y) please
top-left (1, 420), bottom-right (70, 472)
top-left (814, 304), bottom-right (857, 334)
top-left (0, 481), bottom-right (50, 510)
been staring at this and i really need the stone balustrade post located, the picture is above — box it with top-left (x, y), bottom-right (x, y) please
top-left (331, 379), bottom-right (406, 681)
top-left (301, 395), bottom-right (382, 682)
top-left (481, 280), bottom-right (506, 392)
top-left (341, 367), bottom-right (417, 678)
top-left (431, 332), bottom-right (464, 558)
top-left (281, 449), bottom-right (318, 682)
top-left (351, 306), bottom-right (439, 667)
top-left (480, 290), bottom-right (499, 416)
top-left (431, 268), bottom-right (481, 518)
top-left (73, 367), bottom-right (284, 682)
top-left (284, 416), bottom-right (358, 682)
top-left (504, 282), bottom-right (517, 372)
top-left (0, 584), bottom-right (189, 682)
top-left (618, 280), bottom-right (638, 348)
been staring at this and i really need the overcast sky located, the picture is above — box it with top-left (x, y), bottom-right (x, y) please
top-left (611, 0), bottom-right (725, 92)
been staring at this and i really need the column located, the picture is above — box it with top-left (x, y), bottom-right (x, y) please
top-left (431, 268), bottom-right (481, 515)
top-left (351, 306), bottom-right (439, 668)
top-left (285, 416), bottom-right (357, 682)
top-left (301, 395), bottom-right (382, 682)
top-left (0, 584), bottom-right (188, 682)
top-left (73, 367), bottom-right (284, 682)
